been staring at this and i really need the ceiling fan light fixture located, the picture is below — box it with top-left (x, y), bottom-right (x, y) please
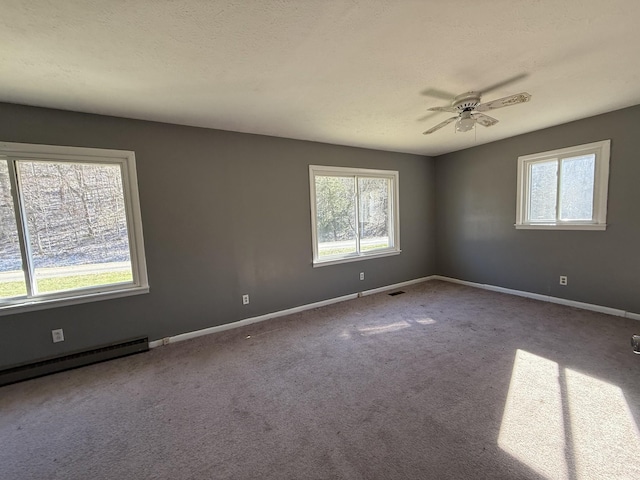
top-left (455, 111), bottom-right (475, 132)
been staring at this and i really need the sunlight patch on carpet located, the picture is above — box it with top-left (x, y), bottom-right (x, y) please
top-left (358, 321), bottom-right (410, 335)
top-left (338, 317), bottom-right (435, 338)
top-left (498, 349), bottom-right (640, 479)
top-left (413, 317), bottom-right (436, 325)
top-left (564, 368), bottom-right (640, 478)
top-left (498, 350), bottom-right (568, 479)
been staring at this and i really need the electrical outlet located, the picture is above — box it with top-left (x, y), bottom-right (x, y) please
top-left (51, 328), bottom-right (64, 343)
top-left (242, 294), bottom-right (250, 305)
top-left (360, 272), bottom-right (365, 281)
top-left (559, 275), bottom-right (568, 286)
top-left (162, 337), bottom-right (170, 346)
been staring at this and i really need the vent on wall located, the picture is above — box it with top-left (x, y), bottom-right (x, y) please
top-left (0, 336), bottom-right (149, 387)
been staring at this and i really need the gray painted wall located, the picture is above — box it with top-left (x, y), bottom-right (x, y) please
top-left (435, 105), bottom-right (640, 313)
top-left (0, 103), bottom-right (436, 369)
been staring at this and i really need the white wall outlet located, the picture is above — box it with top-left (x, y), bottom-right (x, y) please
top-left (559, 275), bottom-right (568, 286)
top-left (162, 337), bottom-right (170, 346)
top-left (242, 294), bottom-right (250, 305)
top-left (52, 328), bottom-right (64, 343)
top-left (360, 272), bottom-right (365, 280)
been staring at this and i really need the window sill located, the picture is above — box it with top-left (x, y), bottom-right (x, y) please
top-left (0, 285), bottom-right (149, 316)
top-left (313, 249), bottom-right (401, 267)
top-left (515, 223), bottom-right (607, 231)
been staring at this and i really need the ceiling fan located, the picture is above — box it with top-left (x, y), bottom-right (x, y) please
top-left (422, 91), bottom-right (531, 135)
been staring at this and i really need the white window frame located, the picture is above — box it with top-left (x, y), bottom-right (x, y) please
top-left (0, 141), bottom-right (149, 315)
top-left (309, 165), bottom-right (400, 267)
top-left (515, 140), bottom-right (611, 230)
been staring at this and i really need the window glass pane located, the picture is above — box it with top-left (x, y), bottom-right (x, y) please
top-left (315, 175), bottom-right (357, 258)
top-left (358, 177), bottom-right (390, 251)
top-left (529, 160), bottom-right (558, 222)
top-left (559, 154), bottom-right (595, 221)
top-left (16, 161), bottom-right (133, 294)
top-left (0, 160), bottom-right (27, 299)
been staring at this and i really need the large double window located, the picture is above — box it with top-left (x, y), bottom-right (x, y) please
top-left (309, 165), bottom-right (400, 266)
top-left (0, 142), bottom-right (148, 314)
top-left (515, 140), bottom-right (611, 230)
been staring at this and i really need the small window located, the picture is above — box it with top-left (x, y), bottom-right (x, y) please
top-left (309, 165), bottom-right (400, 266)
top-left (515, 140), bottom-right (610, 230)
top-left (0, 142), bottom-right (148, 315)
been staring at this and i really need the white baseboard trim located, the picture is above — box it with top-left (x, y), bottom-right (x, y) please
top-left (431, 275), bottom-right (640, 321)
top-left (149, 273), bottom-right (638, 348)
top-left (149, 276), bottom-right (433, 348)
top-left (625, 311), bottom-right (640, 321)
top-left (149, 292), bottom-right (357, 348)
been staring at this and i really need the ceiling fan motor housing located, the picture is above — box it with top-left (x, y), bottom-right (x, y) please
top-left (453, 92), bottom-right (482, 112)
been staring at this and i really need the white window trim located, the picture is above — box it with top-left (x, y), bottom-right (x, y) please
top-left (0, 141), bottom-right (149, 316)
top-left (515, 140), bottom-right (611, 230)
top-left (309, 165), bottom-right (400, 267)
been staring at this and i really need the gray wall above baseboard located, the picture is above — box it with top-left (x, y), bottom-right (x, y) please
top-left (0, 102), bottom-right (436, 369)
top-left (435, 104), bottom-right (640, 313)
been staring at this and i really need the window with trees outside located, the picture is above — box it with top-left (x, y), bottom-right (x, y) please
top-left (0, 142), bottom-right (148, 315)
top-left (309, 165), bottom-right (400, 266)
top-left (515, 140), bottom-right (611, 230)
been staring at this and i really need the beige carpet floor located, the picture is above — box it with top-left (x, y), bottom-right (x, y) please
top-left (1, 280), bottom-right (639, 479)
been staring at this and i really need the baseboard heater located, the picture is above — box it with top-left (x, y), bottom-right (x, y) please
top-left (0, 336), bottom-right (149, 387)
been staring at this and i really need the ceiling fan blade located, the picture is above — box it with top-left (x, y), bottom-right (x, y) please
top-left (427, 106), bottom-right (457, 113)
top-left (475, 92), bottom-right (531, 112)
top-left (479, 73), bottom-right (528, 95)
top-left (472, 113), bottom-right (499, 127)
top-left (420, 87), bottom-right (457, 100)
top-left (423, 116), bottom-right (457, 135)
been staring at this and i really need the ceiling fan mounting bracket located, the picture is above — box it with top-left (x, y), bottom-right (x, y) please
top-left (452, 92), bottom-right (481, 112)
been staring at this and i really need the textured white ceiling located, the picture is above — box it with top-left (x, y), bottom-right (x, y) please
top-left (1, 0), bottom-right (640, 156)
